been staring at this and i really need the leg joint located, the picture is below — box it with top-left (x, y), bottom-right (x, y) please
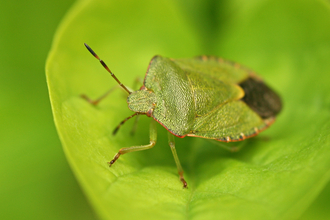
top-left (168, 141), bottom-right (175, 148)
top-left (150, 140), bottom-right (156, 146)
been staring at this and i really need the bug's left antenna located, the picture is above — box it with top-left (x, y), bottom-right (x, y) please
top-left (84, 43), bottom-right (131, 94)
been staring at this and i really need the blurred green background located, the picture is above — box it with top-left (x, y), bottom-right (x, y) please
top-left (0, 0), bottom-right (96, 219)
top-left (1, 0), bottom-right (330, 219)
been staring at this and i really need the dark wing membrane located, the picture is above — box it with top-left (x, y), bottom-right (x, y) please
top-left (239, 77), bottom-right (282, 119)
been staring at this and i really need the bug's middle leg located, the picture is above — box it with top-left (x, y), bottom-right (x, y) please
top-left (130, 114), bottom-right (141, 136)
top-left (108, 119), bottom-right (157, 166)
top-left (168, 133), bottom-right (187, 188)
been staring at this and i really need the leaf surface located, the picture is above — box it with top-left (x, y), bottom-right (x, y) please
top-left (46, 0), bottom-right (330, 219)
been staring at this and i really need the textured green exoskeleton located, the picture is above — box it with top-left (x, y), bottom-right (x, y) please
top-left (83, 44), bottom-right (282, 188)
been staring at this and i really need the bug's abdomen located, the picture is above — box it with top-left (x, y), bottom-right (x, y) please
top-left (239, 77), bottom-right (282, 119)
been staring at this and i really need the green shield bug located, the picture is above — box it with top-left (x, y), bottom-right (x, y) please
top-left (83, 43), bottom-right (282, 188)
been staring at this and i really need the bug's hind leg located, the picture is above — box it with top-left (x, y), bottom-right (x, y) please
top-left (108, 119), bottom-right (157, 166)
top-left (168, 133), bottom-right (187, 188)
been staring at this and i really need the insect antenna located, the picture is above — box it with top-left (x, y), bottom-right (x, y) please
top-left (113, 112), bottom-right (140, 135)
top-left (84, 43), bottom-right (131, 94)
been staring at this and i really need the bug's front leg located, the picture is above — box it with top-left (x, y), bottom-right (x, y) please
top-left (81, 77), bottom-right (141, 106)
top-left (168, 133), bottom-right (187, 188)
top-left (81, 85), bottom-right (121, 106)
top-left (108, 119), bottom-right (157, 166)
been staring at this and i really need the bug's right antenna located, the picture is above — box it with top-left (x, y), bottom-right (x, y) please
top-left (84, 43), bottom-right (131, 94)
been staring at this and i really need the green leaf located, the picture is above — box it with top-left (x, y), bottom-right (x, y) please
top-left (46, 0), bottom-right (330, 219)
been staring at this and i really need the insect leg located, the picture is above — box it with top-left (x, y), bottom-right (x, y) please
top-left (130, 114), bottom-right (140, 136)
top-left (81, 84), bottom-right (121, 106)
top-left (168, 133), bottom-right (187, 188)
top-left (210, 140), bottom-right (246, 152)
top-left (108, 119), bottom-right (157, 166)
top-left (132, 77), bottom-right (144, 90)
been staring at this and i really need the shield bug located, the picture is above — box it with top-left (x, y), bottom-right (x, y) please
top-left (83, 43), bottom-right (282, 188)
